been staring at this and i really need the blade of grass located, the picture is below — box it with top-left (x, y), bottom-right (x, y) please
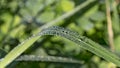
top-left (38, 26), bottom-right (120, 66)
top-left (15, 55), bottom-right (83, 64)
top-left (1, 26), bottom-right (120, 68)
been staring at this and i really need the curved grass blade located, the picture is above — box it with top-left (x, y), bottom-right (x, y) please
top-left (0, 26), bottom-right (120, 67)
top-left (39, 26), bottom-right (120, 67)
top-left (15, 55), bottom-right (83, 64)
top-left (43, 26), bottom-right (120, 60)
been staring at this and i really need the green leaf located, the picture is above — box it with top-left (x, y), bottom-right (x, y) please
top-left (61, 0), bottom-right (75, 12)
top-left (37, 11), bottom-right (55, 23)
top-left (76, 17), bottom-right (94, 31)
top-left (90, 11), bottom-right (105, 22)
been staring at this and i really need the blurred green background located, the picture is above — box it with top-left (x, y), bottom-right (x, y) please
top-left (0, 0), bottom-right (120, 68)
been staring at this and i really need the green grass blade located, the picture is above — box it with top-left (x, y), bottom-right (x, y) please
top-left (1, 26), bottom-right (120, 68)
top-left (15, 55), bottom-right (83, 64)
top-left (38, 26), bottom-right (120, 67)
top-left (0, 36), bottom-right (40, 68)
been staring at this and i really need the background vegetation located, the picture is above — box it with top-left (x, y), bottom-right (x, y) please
top-left (0, 0), bottom-right (120, 68)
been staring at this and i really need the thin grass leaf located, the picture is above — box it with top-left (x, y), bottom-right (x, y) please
top-left (43, 26), bottom-right (120, 60)
top-left (1, 26), bottom-right (120, 68)
top-left (38, 26), bottom-right (120, 66)
top-left (15, 55), bottom-right (83, 64)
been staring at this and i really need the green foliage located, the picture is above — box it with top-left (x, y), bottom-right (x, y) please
top-left (0, 0), bottom-right (120, 68)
